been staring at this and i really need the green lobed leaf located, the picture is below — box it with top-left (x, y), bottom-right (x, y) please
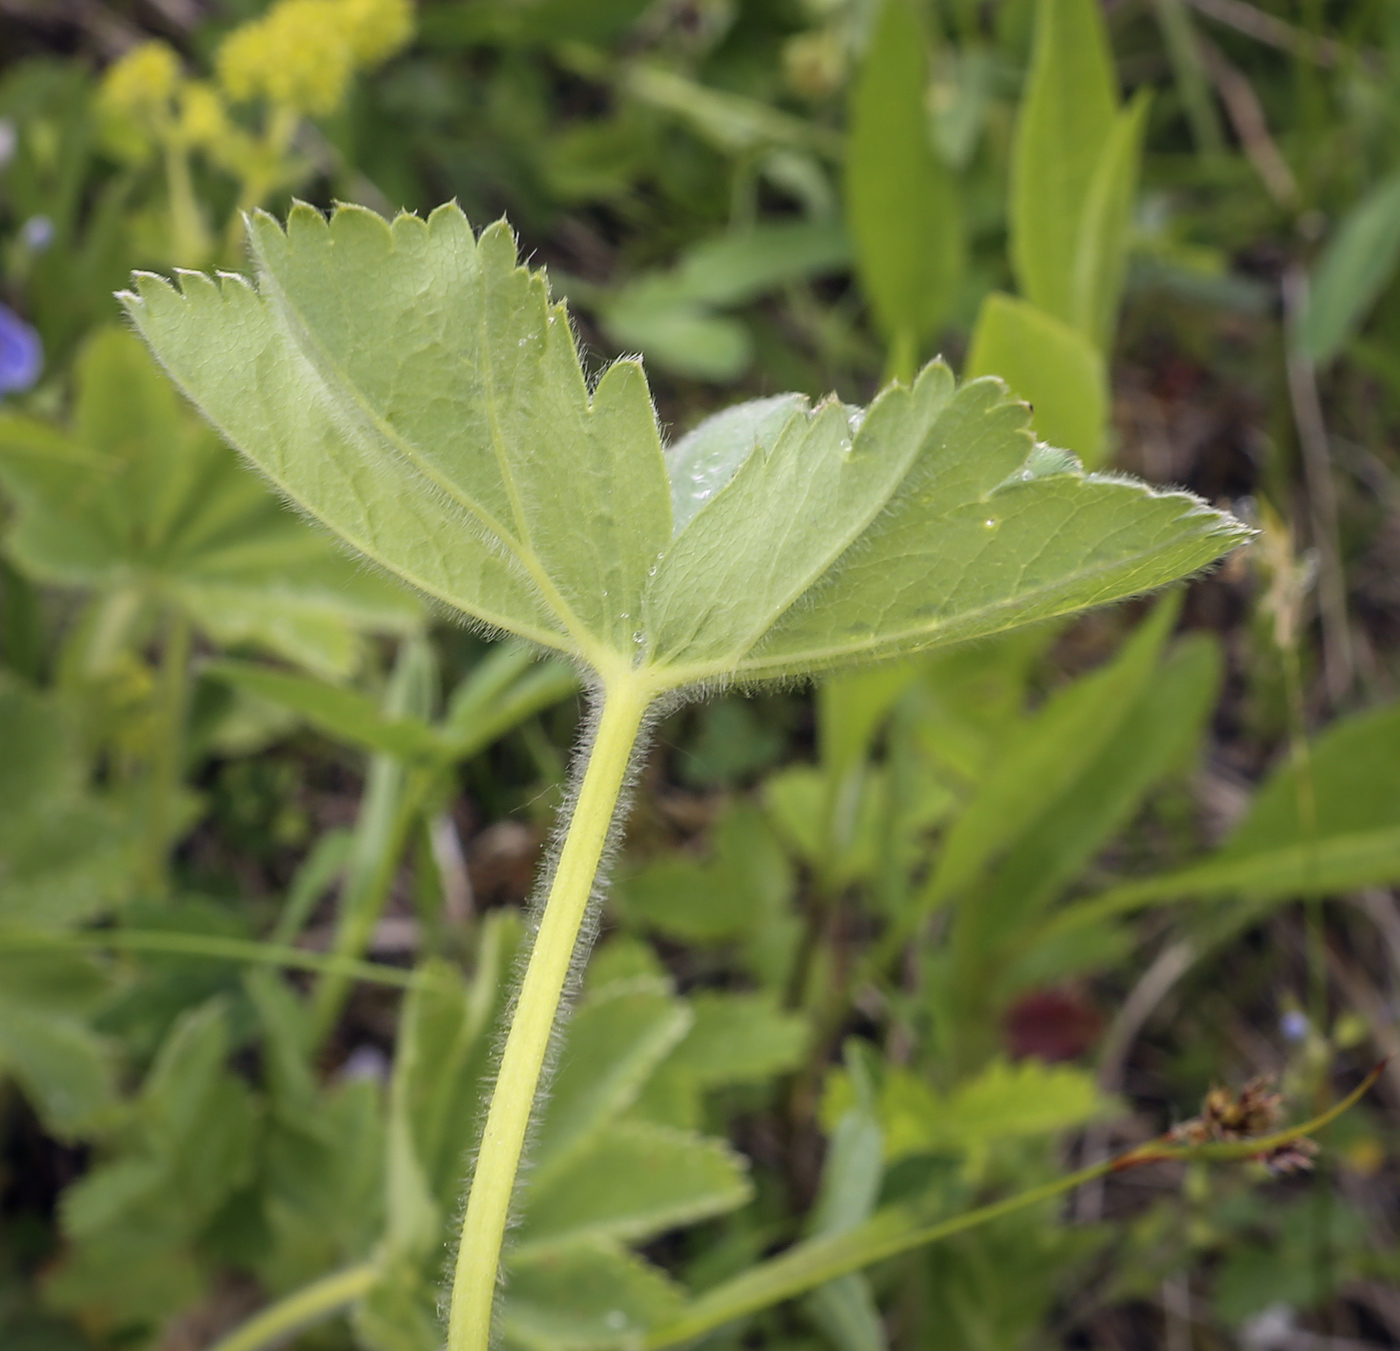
top-left (667, 394), bottom-right (806, 536)
top-left (722, 384), bottom-right (1245, 680)
top-left (0, 994), bottom-right (115, 1138)
top-left (0, 328), bottom-right (417, 678)
top-left (514, 1121), bottom-right (751, 1255)
top-left (503, 1240), bottom-right (685, 1351)
top-left (662, 992), bottom-right (808, 1088)
top-left (124, 203), bottom-right (1248, 695)
top-left (530, 982), bottom-right (692, 1180)
top-left (124, 205), bottom-right (670, 665)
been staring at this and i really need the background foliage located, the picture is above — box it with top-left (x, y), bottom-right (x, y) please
top-left (1, 1), bottom-right (1399, 1350)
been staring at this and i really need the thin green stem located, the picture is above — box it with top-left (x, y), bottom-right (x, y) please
top-left (643, 1063), bottom-right (1383, 1348)
top-left (448, 677), bottom-right (652, 1351)
top-left (205, 1262), bottom-right (379, 1351)
top-left (1, 927), bottom-right (435, 990)
top-left (884, 327), bottom-right (917, 387)
top-left (1281, 639), bottom-right (1327, 1045)
top-left (195, 1060), bottom-right (1379, 1351)
top-left (311, 637), bottom-right (439, 1045)
top-left (139, 608), bottom-right (192, 898)
top-left (310, 770), bottom-right (431, 1044)
top-left (163, 139), bottom-right (210, 267)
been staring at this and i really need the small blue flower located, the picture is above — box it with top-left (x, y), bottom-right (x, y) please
top-left (0, 303), bottom-right (42, 394)
top-left (1280, 1010), bottom-right (1310, 1043)
top-left (19, 215), bottom-right (53, 253)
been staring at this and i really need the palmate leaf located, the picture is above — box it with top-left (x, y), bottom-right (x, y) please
top-left (514, 1121), bottom-right (751, 1255)
top-left (0, 673), bottom-right (133, 928)
top-left (0, 328), bottom-right (418, 678)
top-left (123, 203), bottom-right (1249, 695)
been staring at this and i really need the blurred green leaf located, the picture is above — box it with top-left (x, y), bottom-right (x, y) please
top-left (1010, 0), bottom-right (1120, 328)
top-left (1304, 172), bottom-right (1400, 364)
top-left (0, 329), bottom-right (418, 678)
top-left (503, 1240), bottom-right (685, 1351)
top-left (619, 804), bottom-right (793, 944)
top-left (600, 298), bottom-right (750, 383)
top-left (803, 1048), bottom-right (887, 1351)
top-left (206, 660), bottom-right (443, 759)
top-left (966, 292), bottom-right (1109, 466)
top-left (846, 0), bottom-right (963, 373)
top-left (1049, 700), bottom-right (1400, 932)
top-left (0, 995), bottom-right (113, 1138)
top-left (599, 223), bottom-right (849, 381)
top-left (531, 983), bottom-right (692, 1179)
top-left (664, 993), bottom-right (807, 1087)
top-left (0, 674), bottom-right (132, 927)
top-left (968, 631), bottom-right (1221, 983)
top-left (516, 1122), bottom-right (751, 1255)
top-left (924, 595), bottom-right (1180, 913)
top-left (620, 64), bottom-right (842, 160)
top-left (826, 1058), bottom-right (1106, 1165)
top-left (1071, 91), bottom-right (1151, 348)
top-left (310, 638), bottom-right (437, 1042)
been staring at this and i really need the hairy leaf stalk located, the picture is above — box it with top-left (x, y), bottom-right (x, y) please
top-left (448, 676), bottom-right (653, 1351)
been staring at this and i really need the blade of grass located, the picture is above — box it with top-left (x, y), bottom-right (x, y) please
top-left (0, 927), bottom-right (435, 991)
top-left (205, 1262), bottom-right (380, 1351)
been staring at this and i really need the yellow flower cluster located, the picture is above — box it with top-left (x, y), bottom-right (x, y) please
top-left (216, 0), bottom-right (413, 117)
top-left (96, 40), bottom-right (181, 161)
top-left (177, 82), bottom-right (230, 150)
top-left (217, 1), bottom-right (353, 118)
top-left (99, 0), bottom-right (414, 151)
top-left (93, 0), bottom-right (414, 262)
top-left (342, 0), bottom-right (415, 65)
top-left (101, 40), bottom-right (180, 120)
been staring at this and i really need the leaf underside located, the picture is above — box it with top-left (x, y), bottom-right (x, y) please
top-left (123, 202), bottom-right (1250, 692)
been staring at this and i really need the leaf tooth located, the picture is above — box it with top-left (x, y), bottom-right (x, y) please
top-left (171, 268), bottom-right (223, 310)
top-left (477, 217), bottom-right (520, 274)
top-left (387, 208), bottom-right (429, 241)
top-left (860, 355), bottom-right (954, 431)
top-left (120, 270), bottom-right (179, 314)
top-left (852, 357), bottom-right (955, 462)
top-left (246, 206), bottom-right (292, 264)
top-left (422, 201), bottom-right (473, 252)
top-left (591, 357), bottom-right (653, 422)
top-left (323, 200), bottom-right (392, 251)
top-left (286, 200), bottom-right (329, 236)
top-left (212, 270), bottom-right (255, 293)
